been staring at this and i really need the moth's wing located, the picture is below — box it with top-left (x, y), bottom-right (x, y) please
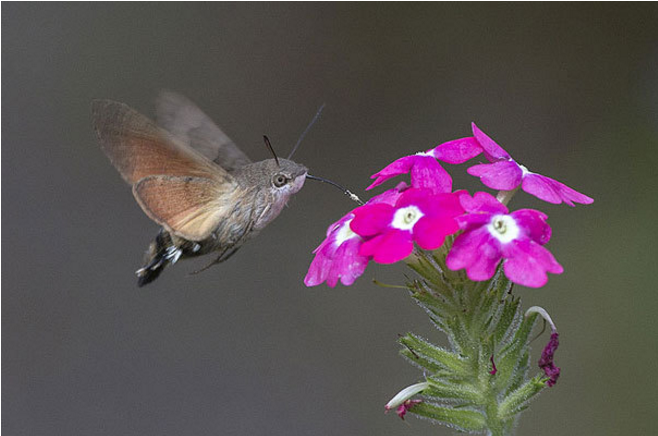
top-left (155, 90), bottom-right (252, 171)
top-left (133, 175), bottom-right (238, 241)
top-left (92, 99), bottom-right (229, 184)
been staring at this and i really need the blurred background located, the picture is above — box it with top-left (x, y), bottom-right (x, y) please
top-left (3, 3), bottom-right (657, 435)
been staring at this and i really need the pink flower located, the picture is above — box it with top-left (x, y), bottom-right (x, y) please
top-left (351, 189), bottom-right (464, 264)
top-left (304, 184), bottom-right (408, 287)
top-left (467, 123), bottom-right (593, 206)
top-left (304, 213), bottom-right (368, 288)
top-left (446, 192), bottom-right (563, 288)
top-left (366, 137), bottom-right (481, 192)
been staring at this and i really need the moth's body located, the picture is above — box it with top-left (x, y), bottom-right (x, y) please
top-left (92, 92), bottom-right (307, 286)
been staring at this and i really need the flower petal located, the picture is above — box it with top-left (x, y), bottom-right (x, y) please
top-left (446, 226), bottom-right (501, 281)
top-left (502, 239), bottom-right (563, 288)
top-left (432, 136), bottom-right (483, 164)
top-left (351, 203), bottom-right (394, 237)
top-left (409, 156), bottom-right (452, 192)
top-left (471, 123), bottom-right (511, 161)
top-left (468, 161), bottom-right (523, 191)
top-left (459, 191), bottom-right (508, 215)
top-left (367, 156), bottom-right (417, 190)
top-left (414, 216), bottom-right (459, 250)
top-left (304, 247), bottom-right (335, 287)
top-left (510, 209), bottom-right (552, 245)
top-left (522, 173), bottom-right (594, 206)
top-left (331, 239), bottom-right (369, 286)
top-left (367, 182), bottom-right (409, 205)
top-left (305, 236), bottom-right (369, 288)
top-left (360, 230), bottom-right (414, 264)
top-left (397, 189), bottom-right (463, 218)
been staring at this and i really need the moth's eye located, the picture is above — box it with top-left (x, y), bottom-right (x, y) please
top-left (273, 174), bottom-right (288, 188)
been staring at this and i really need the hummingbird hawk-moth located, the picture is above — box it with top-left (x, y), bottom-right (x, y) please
top-left (92, 92), bottom-right (315, 286)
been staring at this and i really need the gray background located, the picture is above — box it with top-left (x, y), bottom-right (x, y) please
top-left (3, 3), bottom-right (658, 435)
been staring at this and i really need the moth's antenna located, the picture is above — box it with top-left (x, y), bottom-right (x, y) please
top-left (263, 135), bottom-right (280, 167)
top-left (288, 103), bottom-right (326, 160)
top-left (307, 174), bottom-right (364, 205)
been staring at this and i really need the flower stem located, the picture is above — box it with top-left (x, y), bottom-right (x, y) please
top-left (496, 187), bottom-right (520, 206)
top-left (395, 246), bottom-right (547, 434)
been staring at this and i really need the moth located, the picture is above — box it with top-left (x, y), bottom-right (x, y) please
top-left (92, 92), bottom-right (344, 286)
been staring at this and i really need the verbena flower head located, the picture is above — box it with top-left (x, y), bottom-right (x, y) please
top-left (366, 137), bottom-right (481, 192)
top-left (304, 183), bottom-right (408, 287)
top-left (351, 188), bottom-right (464, 264)
top-left (467, 123), bottom-right (593, 206)
top-left (446, 192), bottom-right (563, 287)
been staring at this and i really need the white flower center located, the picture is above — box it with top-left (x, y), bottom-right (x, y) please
top-left (487, 214), bottom-right (520, 244)
top-left (392, 206), bottom-right (424, 231)
top-left (335, 219), bottom-right (359, 245)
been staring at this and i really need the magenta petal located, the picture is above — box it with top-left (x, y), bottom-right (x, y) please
top-left (456, 212), bottom-right (493, 231)
top-left (360, 230), bottom-right (414, 264)
top-left (423, 192), bottom-right (464, 217)
top-left (331, 239), bottom-right (369, 286)
top-left (502, 239), bottom-right (563, 288)
top-left (351, 203), bottom-right (394, 236)
top-left (367, 156), bottom-right (416, 190)
top-left (511, 209), bottom-right (552, 245)
top-left (432, 136), bottom-right (483, 164)
top-left (446, 227), bottom-right (501, 281)
top-left (304, 248), bottom-right (335, 287)
top-left (522, 173), bottom-right (594, 207)
top-left (367, 183), bottom-right (408, 206)
top-left (397, 190), bottom-right (464, 220)
top-left (410, 156), bottom-right (452, 192)
top-left (323, 213), bottom-right (354, 239)
top-left (459, 191), bottom-right (508, 215)
top-left (520, 173), bottom-right (562, 204)
top-left (414, 216), bottom-right (458, 250)
top-left (471, 123), bottom-right (511, 161)
top-left (304, 229), bottom-right (369, 288)
top-left (467, 161), bottom-right (523, 191)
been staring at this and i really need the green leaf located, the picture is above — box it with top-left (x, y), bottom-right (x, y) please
top-left (425, 379), bottom-right (484, 404)
top-left (399, 333), bottom-right (468, 375)
top-left (495, 313), bottom-right (539, 390)
top-left (503, 350), bottom-right (531, 396)
top-left (410, 281), bottom-right (455, 319)
top-left (493, 297), bottom-right (521, 345)
top-left (498, 376), bottom-right (547, 420)
top-left (409, 402), bottom-right (486, 432)
top-left (400, 348), bottom-right (444, 373)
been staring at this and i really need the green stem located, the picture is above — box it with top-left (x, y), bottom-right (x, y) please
top-left (397, 248), bottom-right (547, 434)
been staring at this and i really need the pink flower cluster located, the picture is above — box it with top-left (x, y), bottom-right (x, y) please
top-left (304, 124), bottom-right (592, 289)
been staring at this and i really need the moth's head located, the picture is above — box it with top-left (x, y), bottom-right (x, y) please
top-left (245, 136), bottom-right (308, 196)
top-left (236, 158), bottom-right (307, 196)
top-left (265, 158), bottom-right (308, 196)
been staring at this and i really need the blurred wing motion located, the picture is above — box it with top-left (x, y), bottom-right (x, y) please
top-left (155, 90), bottom-right (252, 172)
top-left (133, 175), bottom-right (235, 241)
top-left (92, 99), bottom-right (238, 241)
